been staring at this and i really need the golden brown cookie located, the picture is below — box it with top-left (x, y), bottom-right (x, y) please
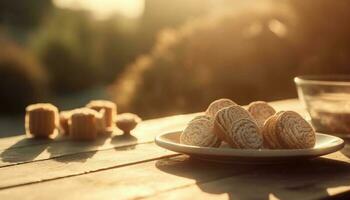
top-left (262, 111), bottom-right (316, 149)
top-left (116, 113), bottom-right (142, 134)
top-left (69, 108), bottom-right (105, 141)
top-left (59, 111), bottom-right (72, 135)
top-left (277, 111), bottom-right (316, 149)
top-left (25, 103), bottom-right (58, 138)
top-left (180, 117), bottom-right (220, 147)
top-left (189, 115), bottom-right (212, 123)
top-left (213, 105), bottom-right (254, 143)
top-left (227, 118), bottom-right (263, 149)
top-left (247, 101), bottom-right (276, 129)
top-left (261, 112), bottom-right (284, 149)
top-left (86, 100), bottom-right (117, 130)
top-left (205, 98), bottom-right (237, 118)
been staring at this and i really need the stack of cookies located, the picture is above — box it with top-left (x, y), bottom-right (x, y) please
top-left (180, 98), bottom-right (316, 149)
top-left (25, 100), bottom-right (142, 141)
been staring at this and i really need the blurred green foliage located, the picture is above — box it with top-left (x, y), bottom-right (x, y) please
top-left (0, 0), bottom-right (215, 114)
top-left (30, 9), bottom-right (102, 93)
top-left (0, 37), bottom-right (48, 114)
top-left (0, 0), bottom-right (53, 30)
top-left (28, 0), bottom-right (212, 94)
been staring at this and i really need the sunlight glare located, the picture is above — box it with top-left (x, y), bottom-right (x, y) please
top-left (53, 0), bottom-right (145, 20)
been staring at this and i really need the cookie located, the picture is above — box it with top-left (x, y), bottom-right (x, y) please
top-left (180, 117), bottom-right (220, 147)
top-left (189, 115), bottom-right (212, 123)
top-left (206, 98), bottom-right (237, 118)
top-left (116, 113), bottom-right (142, 134)
top-left (277, 111), bottom-right (316, 149)
top-left (213, 105), bottom-right (255, 143)
top-left (59, 111), bottom-right (72, 135)
top-left (247, 101), bottom-right (276, 129)
top-left (86, 100), bottom-right (117, 130)
top-left (69, 108), bottom-right (106, 140)
top-left (25, 103), bottom-right (58, 138)
top-left (227, 118), bottom-right (263, 149)
top-left (262, 111), bottom-right (316, 149)
top-left (261, 112), bottom-right (284, 149)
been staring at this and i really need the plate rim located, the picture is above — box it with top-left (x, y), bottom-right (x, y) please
top-left (155, 131), bottom-right (345, 158)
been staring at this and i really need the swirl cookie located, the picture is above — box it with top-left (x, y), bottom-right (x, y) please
top-left (262, 111), bottom-right (316, 149)
top-left (228, 118), bottom-right (263, 149)
top-left (25, 103), bottom-right (58, 138)
top-left (247, 101), bottom-right (276, 129)
top-left (213, 105), bottom-right (255, 142)
top-left (189, 115), bottom-right (212, 123)
top-left (180, 117), bottom-right (220, 147)
top-left (206, 98), bottom-right (237, 118)
top-left (261, 112), bottom-right (284, 149)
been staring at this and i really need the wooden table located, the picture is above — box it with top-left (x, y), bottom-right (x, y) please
top-left (1, 99), bottom-right (350, 200)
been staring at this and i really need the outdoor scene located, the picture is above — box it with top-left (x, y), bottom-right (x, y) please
top-left (1, 0), bottom-right (350, 136)
top-left (3, 1), bottom-right (350, 200)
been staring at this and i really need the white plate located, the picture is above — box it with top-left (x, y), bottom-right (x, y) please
top-left (155, 131), bottom-right (345, 164)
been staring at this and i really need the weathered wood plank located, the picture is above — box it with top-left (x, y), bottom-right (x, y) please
top-left (0, 113), bottom-right (199, 167)
top-left (143, 153), bottom-right (350, 200)
top-left (0, 143), bottom-right (178, 189)
top-left (0, 155), bottom-right (252, 200)
top-left (1, 151), bottom-right (350, 200)
top-left (0, 135), bottom-right (57, 151)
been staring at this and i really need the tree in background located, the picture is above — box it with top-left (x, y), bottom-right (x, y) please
top-left (111, 0), bottom-right (350, 119)
top-left (30, 9), bottom-right (103, 93)
top-left (0, 0), bottom-right (53, 37)
top-left (0, 34), bottom-right (48, 114)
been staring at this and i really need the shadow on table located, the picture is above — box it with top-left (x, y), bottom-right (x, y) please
top-left (0, 138), bottom-right (54, 164)
top-left (50, 133), bottom-right (138, 163)
top-left (111, 134), bottom-right (138, 151)
top-left (0, 132), bottom-right (139, 164)
top-left (50, 135), bottom-right (110, 163)
top-left (156, 156), bottom-right (350, 200)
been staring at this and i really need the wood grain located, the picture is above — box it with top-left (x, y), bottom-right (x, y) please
top-left (0, 113), bottom-right (199, 167)
top-left (143, 153), bottom-right (350, 200)
top-left (0, 143), bottom-right (178, 189)
top-left (1, 152), bottom-right (350, 200)
top-left (0, 155), bottom-right (252, 200)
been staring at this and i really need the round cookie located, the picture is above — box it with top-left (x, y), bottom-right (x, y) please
top-left (180, 117), bottom-right (220, 147)
top-left (116, 113), bottom-right (142, 134)
top-left (213, 105), bottom-right (254, 142)
top-left (276, 111), bottom-right (316, 149)
top-left (262, 112), bottom-right (284, 149)
top-left (206, 98), bottom-right (237, 118)
top-left (247, 101), bottom-right (276, 129)
top-left (227, 118), bottom-right (263, 149)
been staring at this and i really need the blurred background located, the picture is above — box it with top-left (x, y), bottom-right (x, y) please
top-left (1, 0), bottom-right (350, 136)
